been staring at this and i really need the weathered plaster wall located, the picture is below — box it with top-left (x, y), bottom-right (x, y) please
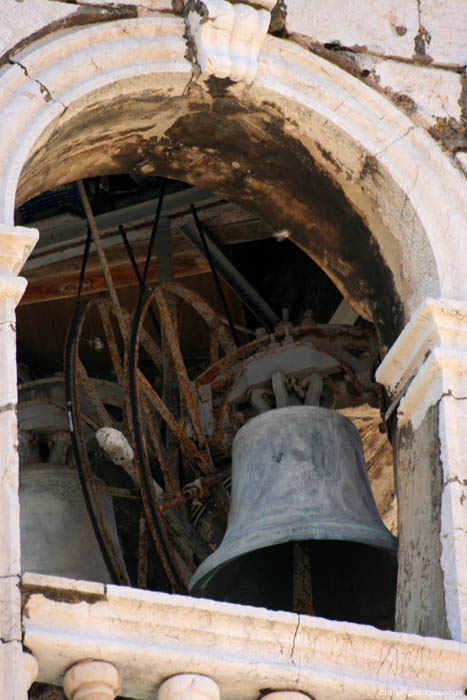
top-left (282, 0), bottom-right (467, 169)
top-left (395, 405), bottom-right (451, 639)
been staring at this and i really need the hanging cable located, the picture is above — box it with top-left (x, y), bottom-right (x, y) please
top-left (190, 204), bottom-right (240, 347)
top-left (76, 224), bottom-right (92, 300)
top-left (119, 224), bottom-right (161, 339)
top-left (143, 183), bottom-right (166, 287)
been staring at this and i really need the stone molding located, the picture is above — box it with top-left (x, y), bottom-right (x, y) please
top-left (377, 297), bottom-right (467, 642)
top-left (1, 18), bottom-right (467, 313)
top-left (376, 297), bottom-right (467, 428)
top-left (186, 0), bottom-right (271, 83)
top-left (0, 225), bottom-right (38, 278)
top-left (22, 572), bottom-right (467, 700)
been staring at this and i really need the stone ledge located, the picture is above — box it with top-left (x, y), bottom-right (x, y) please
top-left (22, 573), bottom-right (467, 700)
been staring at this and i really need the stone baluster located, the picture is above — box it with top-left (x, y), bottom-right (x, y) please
top-left (22, 652), bottom-right (38, 694)
top-left (262, 693), bottom-right (312, 699)
top-left (63, 660), bottom-right (121, 700)
top-left (158, 673), bottom-right (220, 700)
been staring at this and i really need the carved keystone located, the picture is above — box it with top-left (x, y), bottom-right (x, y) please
top-left (159, 673), bottom-right (220, 700)
top-left (187, 0), bottom-right (271, 83)
top-left (63, 660), bottom-right (121, 700)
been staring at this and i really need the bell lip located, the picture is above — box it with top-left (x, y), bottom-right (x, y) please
top-left (190, 526), bottom-right (398, 595)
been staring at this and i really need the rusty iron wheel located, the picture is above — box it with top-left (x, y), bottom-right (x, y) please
top-left (126, 281), bottom-right (239, 592)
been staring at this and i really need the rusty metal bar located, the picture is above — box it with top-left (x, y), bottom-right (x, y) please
top-left (159, 468), bottom-right (231, 512)
top-left (155, 288), bottom-right (210, 455)
top-left (137, 369), bottom-right (210, 474)
top-left (77, 180), bottom-right (127, 337)
top-left (97, 299), bottom-right (123, 384)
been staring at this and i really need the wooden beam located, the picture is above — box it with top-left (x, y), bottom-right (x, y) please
top-left (20, 252), bottom-right (210, 305)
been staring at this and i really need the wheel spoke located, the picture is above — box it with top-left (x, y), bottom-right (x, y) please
top-left (97, 300), bottom-right (123, 383)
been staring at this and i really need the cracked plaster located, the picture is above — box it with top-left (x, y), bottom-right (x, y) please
top-left (375, 60), bottom-right (463, 125)
top-left (284, 0), bottom-right (419, 60)
top-left (0, 0), bottom-right (78, 60)
top-left (419, 0), bottom-right (467, 66)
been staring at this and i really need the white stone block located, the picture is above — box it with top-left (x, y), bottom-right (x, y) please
top-left (0, 641), bottom-right (27, 700)
top-left (284, 0), bottom-right (419, 60)
top-left (420, 0), bottom-right (467, 65)
top-left (0, 0), bottom-right (78, 60)
top-left (456, 152), bottom-right (467, 176)
top-left (375, 61), bottom-right (462, 123)
top-left (0, 411), bottom-right (21, 578)
top-left (0, 575), bottom-right (21, 643)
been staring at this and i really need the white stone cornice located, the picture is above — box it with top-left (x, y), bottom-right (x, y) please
top-left (22, 572), bottom-right (467, 700)
top-left (0, 225), bottom-right (38, 277)
top-left (187, 0), bottom-right (271, 83)
top-left (377, 297), bottom-right (467, 642)
top-left (376, 297), bottom-right (467, 428)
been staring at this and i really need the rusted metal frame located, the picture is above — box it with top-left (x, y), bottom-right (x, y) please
top-left (293, 542), bottom-right (315, 616)
top-left (95, 483), bottom-right (139, 500)
top-left (304, 339), bottom-right (365, 394)
top-left (65, 302), bottom-right (131, 586)
top-left (198, 324), bottom-right (376, 393)
top-left (159, 467), bottom-right (232, 512)
top-left (137, 514), bottom-right (148, 589)
top-left (155, 288), bottom-right (210, 456)
top-left (209, 329), bottom-right (221, 364)
top-left (77, 359), bottom-right (115, 428)
top-left (142, 183), bottom-right (166, 286)
top-left (137, 369), bottom-right (210, 473)
top-left (197, 335), bottom-right (271, 389)
top-left (127, 301), bottom-right (187, 592)
top-left (156, 281), bottom-right (236, 356)
top-left (211, 369), bottom-right (244, 454)
top-left (97, 299), bottom-right (124, 384)
top-left (77, 180), bottom-right (127, 338)
top-left (140, 390), bottom-right (177, 494)
top-left (157, 221), bottom-right (183, 494)
top-left (121, 305), bottom-right (163, 370)
top-left (119, 223), bottom-right (163, 346)
top-left (77, 223), bottom-right (92, 300)
top-left (190, 204), bottom-right (240, 347)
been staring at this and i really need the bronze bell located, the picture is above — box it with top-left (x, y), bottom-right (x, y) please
top-left (190, 406), bottom-right (397, 628)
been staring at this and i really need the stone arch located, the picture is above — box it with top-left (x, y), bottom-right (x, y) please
top-left (1, 14), bottom-right (467, 344)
